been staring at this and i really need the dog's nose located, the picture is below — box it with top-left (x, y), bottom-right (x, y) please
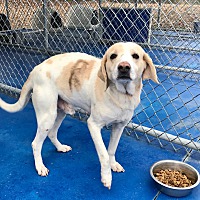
top-left (117, 62), bottom-right (131, 80)
top-left (118, 62), bottom-right (131, 73)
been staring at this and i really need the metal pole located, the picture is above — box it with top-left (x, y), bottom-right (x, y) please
top-left (5, 0), bottom-right (9, 20)
top-left (155, 65), bottom-right (200, 75)
top-left (127, 123), bottom-right (200, 151)
top-left (135, 0), bottom-right (138, 8)
top-left (0, 83), bottom-right (21, 93)
top-left (43, 0), bottom-right (48, 49)
top-left (157, 0), bottom-right (162, 28)
top-left (98, 0), bottom-right (102, 8)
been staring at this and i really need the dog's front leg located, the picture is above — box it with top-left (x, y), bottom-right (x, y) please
top-left (87, 117), bottom-right (112, 189)
top-left (108, 122), bottom-right (126, 173)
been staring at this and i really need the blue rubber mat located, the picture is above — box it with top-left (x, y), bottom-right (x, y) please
top-left (0, 94), bottom-right (199, 200)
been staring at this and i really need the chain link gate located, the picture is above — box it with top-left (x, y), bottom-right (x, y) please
top-left (0, 0), bottom-right (199, 154)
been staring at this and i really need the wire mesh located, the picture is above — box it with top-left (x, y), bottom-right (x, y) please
top-left (0, 0), bottom-right (199, 154)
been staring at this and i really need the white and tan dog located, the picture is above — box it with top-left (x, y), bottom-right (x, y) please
top-left (0, 42), bottom-right (159, 189)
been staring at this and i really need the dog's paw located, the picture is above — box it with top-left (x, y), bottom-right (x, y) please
top-left (36, 164), bottom-right (49, 176)
top-left (101, 171), bottom-right (112, 189)
top-left (111, 161), bottom-right (125, 173)
top-left (57, 145), bottom-right (72, 153)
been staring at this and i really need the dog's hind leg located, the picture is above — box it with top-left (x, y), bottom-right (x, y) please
top-left (48, 109), bottom-right (72, 152)
top-left (32, 127), bottom-right (51, 176)
top-left (31, 87), bottom-right (58, 176)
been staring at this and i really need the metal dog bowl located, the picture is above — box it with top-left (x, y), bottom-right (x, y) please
top-left (150, 160), bottom-right (200, 197)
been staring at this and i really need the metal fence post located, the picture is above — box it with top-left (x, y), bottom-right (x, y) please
top-left (5, 0), bottom-right (9, 20)
top-left (157, 0), bottom-right (162, 28)
top-left (43, 0), bottom-right (48, 49)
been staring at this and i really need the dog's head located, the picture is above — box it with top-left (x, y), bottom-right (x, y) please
top-left (98, 42), bottom-right (159, 94)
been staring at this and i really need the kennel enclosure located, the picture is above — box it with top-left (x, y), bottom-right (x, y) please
top-left (0, 0), bottom-right (200, 154)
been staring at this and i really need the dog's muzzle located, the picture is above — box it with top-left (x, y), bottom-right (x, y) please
top-left (117, 61), bottom-right (131, 80)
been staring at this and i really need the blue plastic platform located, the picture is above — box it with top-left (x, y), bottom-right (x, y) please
top-left (0, 94), bottom-right (200, 200)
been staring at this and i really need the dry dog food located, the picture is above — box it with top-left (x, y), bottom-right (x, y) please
top-left (154, 169), bottom-right (193, 187)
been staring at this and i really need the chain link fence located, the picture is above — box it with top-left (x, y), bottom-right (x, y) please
top-left (0, 0), bottom-right (200, 154)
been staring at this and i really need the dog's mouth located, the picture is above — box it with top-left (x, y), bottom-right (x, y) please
top-left (117, 75), bottom-right (132, 81)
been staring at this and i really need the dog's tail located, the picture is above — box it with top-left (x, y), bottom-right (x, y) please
top-left (0, 76), bottom-right (33, 113)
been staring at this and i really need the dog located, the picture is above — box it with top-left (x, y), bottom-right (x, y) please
top-left (51, 11), bottom-right (63, 29)
top-left (0, 13), bottom-right (16, 43)
top-left (32, 9), bottom-right (63, 30)
top-left (0, 42), bottom-right (159, 189)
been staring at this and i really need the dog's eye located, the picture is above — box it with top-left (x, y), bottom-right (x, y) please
top-left (132, 53), bottom-right (139, 59)
top-left (110, 54), bottom-right (117, 60)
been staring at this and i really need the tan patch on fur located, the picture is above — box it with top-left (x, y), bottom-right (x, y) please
top-left (56, 59), bottom-right (95, 94)
top-left (95, 78), bottom-right (105, 102)
top-left (46, 58), bottom-right (53, 65)
top-left (143, 53), bottom-right (159, 83)
top-left (46, 71), bottom-right (51, 79)
top-left (56, 63), bottom-right (72, 94)
top-left (69, 59), bottom-right (94, 90)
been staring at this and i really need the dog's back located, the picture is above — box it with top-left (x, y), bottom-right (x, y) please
top-left (0, 52), bottom-right (101, 114)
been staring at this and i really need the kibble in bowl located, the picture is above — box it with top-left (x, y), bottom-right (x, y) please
top-left (150, 160), bottom-right (200, 197)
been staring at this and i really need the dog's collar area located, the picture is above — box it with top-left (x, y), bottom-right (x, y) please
top-left (122, 82), bottom-right (133, 97)
top-left (125, 90), bottom-right (133, 96)
top-left (109, 81), bottom-right (133, 97)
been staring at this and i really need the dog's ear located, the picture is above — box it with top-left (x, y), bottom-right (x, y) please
top-left (143, 53), bottom-right (159, 84)
top-left (98, 53), bottom-right (109, 89)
